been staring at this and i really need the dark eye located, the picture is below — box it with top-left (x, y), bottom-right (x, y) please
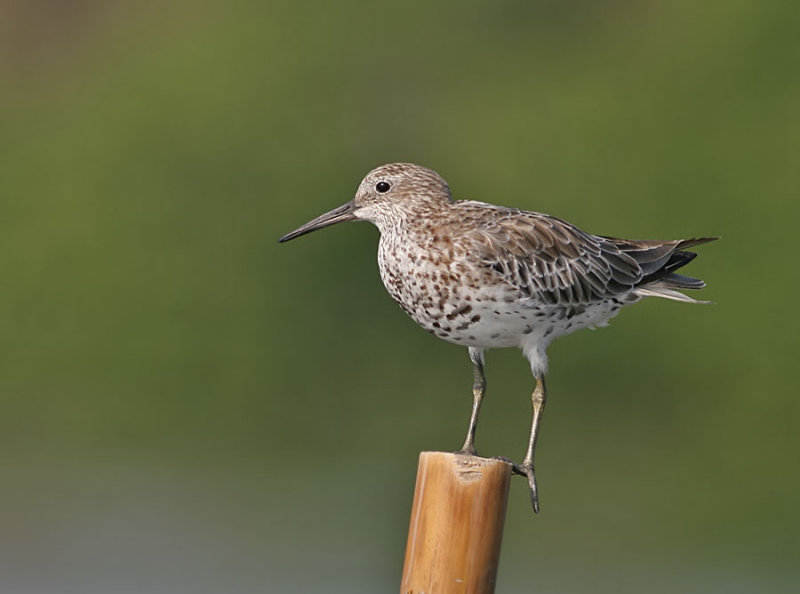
top-left (375, 181), bottom-right (391, 193)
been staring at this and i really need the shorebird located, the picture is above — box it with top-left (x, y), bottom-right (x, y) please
top-left (279, 163), bottom-right (715, 512)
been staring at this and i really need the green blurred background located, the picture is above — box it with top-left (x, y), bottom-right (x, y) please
top-left (1, 1), bottom-right (797, 592)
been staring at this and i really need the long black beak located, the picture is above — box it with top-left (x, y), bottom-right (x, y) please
top-left (278, 200), bottom-right (357, 243)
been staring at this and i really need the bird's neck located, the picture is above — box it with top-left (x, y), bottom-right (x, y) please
top-left (370, 199), bottom-right (453, 238)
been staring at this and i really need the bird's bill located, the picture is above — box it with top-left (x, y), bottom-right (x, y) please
top-left (279, 200), bottom-right (356, 243)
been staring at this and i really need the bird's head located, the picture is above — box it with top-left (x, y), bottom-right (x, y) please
top-left (279, 163), bottom-right (452, 242)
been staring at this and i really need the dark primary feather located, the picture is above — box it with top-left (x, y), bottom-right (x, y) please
top-left (604, 236), bottom-right (717, 291)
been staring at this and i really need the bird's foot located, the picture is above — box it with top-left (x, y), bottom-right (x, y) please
top-left (455, 445), bottom-right (478, 457)
top-left (453, 454), bottom-right (541, 513)
top-left (510, 462), bottom-right (526, 475)
top-left (516, 463), bottom-right (540, 514)
top-left (490, 455), bottom-right (517, 467)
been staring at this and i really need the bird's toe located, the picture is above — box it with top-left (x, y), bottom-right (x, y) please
top-left (517, 463), bottom-right (540, 513)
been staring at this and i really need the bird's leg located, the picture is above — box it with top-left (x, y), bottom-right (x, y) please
top-left (518, 375), bottom-right (547, 513)
top-left (459, 348), bottom-right (487, 456)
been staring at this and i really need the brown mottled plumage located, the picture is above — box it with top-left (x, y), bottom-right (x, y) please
top-left (280, 162), bottom-right (717, 512)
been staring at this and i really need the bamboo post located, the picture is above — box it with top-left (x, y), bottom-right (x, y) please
top-left (400, 452), bottom-right (513, 594)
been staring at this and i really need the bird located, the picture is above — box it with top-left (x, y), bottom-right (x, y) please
top-left (279, 162), bottom-right (716, 512)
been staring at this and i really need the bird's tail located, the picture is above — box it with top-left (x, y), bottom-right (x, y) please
top-left (606, 237), bottom-right (718, 304)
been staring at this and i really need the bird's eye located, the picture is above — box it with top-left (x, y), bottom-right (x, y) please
top-left (375, 181), bottom-right (391, 193)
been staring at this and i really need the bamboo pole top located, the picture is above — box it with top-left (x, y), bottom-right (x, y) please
top-left (401, 452), bottom-right (512, 594)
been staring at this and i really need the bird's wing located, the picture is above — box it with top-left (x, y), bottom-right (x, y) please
top-left (458, 206), bottom-right (643, 306)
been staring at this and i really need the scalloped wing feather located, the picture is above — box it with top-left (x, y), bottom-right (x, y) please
top-left (458, 207), bottom-right (641, 306)
top-left (454, 202), bottom-right (716, 307)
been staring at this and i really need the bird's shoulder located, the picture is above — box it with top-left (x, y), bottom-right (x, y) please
top-left (449, 200), bottom-right (595, 259)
